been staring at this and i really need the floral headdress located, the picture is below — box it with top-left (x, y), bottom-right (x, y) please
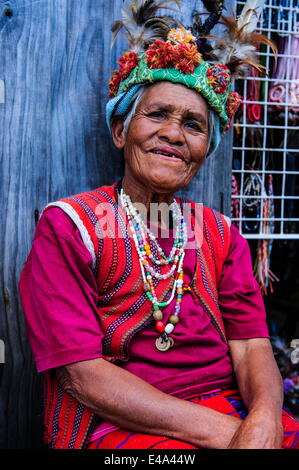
top-left (107, 0), bottom-right (276, 133)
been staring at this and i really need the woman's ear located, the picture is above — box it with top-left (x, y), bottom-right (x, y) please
top-left (111, 117), bottom-right (126, 149)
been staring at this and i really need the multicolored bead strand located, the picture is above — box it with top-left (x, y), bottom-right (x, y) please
top-left (120, 188), bottom-right (187, 351)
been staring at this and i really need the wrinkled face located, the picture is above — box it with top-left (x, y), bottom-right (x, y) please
top-left (112, 82), bottom-right (210, 194)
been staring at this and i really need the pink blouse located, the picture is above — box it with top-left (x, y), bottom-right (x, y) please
top-left (19, 206), bottom-right (269, 441)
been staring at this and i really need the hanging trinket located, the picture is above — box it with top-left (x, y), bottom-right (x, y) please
top-left (155, 334), bottom-right (174, 352)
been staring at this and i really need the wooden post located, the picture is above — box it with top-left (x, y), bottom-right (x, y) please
top-left (0, 0), bottom-right (235, 448)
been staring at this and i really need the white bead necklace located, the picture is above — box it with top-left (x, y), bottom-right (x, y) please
top-left (120, 188), bottom-right (188, 351)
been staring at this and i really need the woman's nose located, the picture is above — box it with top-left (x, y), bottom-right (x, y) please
top-left (157, 119), bottom-right (184, 146)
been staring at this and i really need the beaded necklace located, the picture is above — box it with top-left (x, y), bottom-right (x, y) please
top-left (120, 188), bottom-right (187, 351)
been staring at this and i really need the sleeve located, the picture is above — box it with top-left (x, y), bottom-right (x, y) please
top-left (18, 207), bottom-right (104, 373)
top-left (218, 224), bottom-right (270, 340)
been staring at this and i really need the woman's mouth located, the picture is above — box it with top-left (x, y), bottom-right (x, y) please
top-left (150, 147), bottom-right (186, 163)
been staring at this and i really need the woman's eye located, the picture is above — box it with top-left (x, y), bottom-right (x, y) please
top-left (147, 111), bottom-right (164, 119)
top-left (185, 121), bottom-right (201, 131)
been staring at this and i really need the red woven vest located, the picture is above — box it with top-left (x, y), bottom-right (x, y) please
top-left (42, 183), bottom-right (231, 448)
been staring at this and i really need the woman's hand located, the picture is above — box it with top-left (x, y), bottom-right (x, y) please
top-left (228, 338), bottom-right (284, 449)
top-left (227, 408), bottom-right (284, 449)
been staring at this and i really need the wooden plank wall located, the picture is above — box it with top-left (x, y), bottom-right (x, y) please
top-left (0, 0), bottom-right (234, 448)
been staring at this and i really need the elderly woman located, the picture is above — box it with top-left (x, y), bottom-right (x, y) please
top-left (19, 0), bottom-right (299, 449)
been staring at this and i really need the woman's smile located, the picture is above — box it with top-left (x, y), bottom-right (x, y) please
top-left (148, 146), bottom-right (186, 163)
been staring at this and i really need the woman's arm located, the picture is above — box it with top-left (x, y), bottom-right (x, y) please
top-left (56, 357), bottom-right (241, 449)
top-left (227, 338), bottom-right (284, 449)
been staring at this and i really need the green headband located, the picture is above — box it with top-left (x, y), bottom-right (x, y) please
top-left (107, 32), bottom-right (243, 133)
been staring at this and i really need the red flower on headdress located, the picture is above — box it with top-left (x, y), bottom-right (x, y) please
top-left (225, 91), bottom-right (243, 130)
top-left (146, 40), bottom-right (202, 74)
top-left (207, 64), bottom-right (231, 94)
top-left (108, 52), bottom-right (139, 98)
top-left (173, 43), bottom-right (202, 74)
top-left (108, 71), bottom-right (123, 98)
top-left (118, 52), bottom-right (139, 78)
top-left (146, 41), bottom-right (174, 68)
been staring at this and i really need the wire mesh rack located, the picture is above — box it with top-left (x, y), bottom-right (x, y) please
top-left (231, 0), bottom-right (299, 239)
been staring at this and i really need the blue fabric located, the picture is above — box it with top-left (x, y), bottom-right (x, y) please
top-left (106, 85), bottom-right (142, 131)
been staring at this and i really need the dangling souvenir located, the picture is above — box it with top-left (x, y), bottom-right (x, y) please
top-left (269, 34), bottom-right (299, 114)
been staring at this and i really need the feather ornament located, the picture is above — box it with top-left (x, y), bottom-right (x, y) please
top-left (237, 0), bottom-right (265, 33)
top-left (205, 0), bottom-right (277, 75)
top-left (111, 0), bottom-right (181, 53)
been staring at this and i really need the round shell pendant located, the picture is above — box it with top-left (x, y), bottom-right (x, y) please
top-left (155, 335), bottom-right (174, 352)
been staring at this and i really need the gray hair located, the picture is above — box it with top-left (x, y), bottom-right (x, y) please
top-left (122, 85), bottom-right (217, 157)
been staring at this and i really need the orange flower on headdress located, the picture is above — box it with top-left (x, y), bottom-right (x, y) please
top-left (167, 27), bottom-right (196, 45)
